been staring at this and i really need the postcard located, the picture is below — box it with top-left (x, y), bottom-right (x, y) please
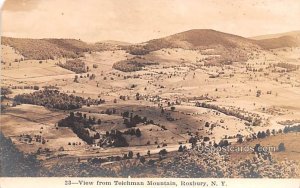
top-left (1, 0), bottom-right (299, 187)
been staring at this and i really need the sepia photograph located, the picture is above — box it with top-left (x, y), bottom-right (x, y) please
top-left (0, 0), bottom-right (300, 186)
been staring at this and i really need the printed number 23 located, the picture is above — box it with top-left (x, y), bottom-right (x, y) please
top-left (65, 180), bottom-right (72, 185)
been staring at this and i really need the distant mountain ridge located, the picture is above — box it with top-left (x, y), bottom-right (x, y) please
top-left (250, 30), bottom-right (300, 40)
top-left (251, 31), bottom-right (300, 49)
top-left (2, 29), bottom-right (300, 60)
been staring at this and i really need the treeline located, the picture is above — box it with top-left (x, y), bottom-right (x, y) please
top-left (57, 59), bottom-right (87, 73)
top-left (14, 89), bottom-right (104, 110)
top-left (195, 102), bottom-right (262, 126)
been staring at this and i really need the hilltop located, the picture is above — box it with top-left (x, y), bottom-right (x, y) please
top-left (148, 29), bottom-right (259, 49)
top-left (125, 29), bottom-right (260, 55)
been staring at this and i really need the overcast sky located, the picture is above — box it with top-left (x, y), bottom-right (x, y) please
top-left (1, 0), bottom-right (300, 43)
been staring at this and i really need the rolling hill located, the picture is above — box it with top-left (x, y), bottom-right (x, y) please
top-left (146, 29), bottom-right (259, 49)
top-left (251, 31), bottom-right (300, 49)
top-left (1, 37), bottom-right (116, 60)
top-left (251, 30), bottom-right (300, 40)
top-left (125, 29), bottom-right (260, 54)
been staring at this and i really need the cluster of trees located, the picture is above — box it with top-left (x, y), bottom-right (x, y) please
top-left (14, 89), bottom-right (104, 110)
top-left (119, 95), bottom-right (130, 101)
top-left (10, 85), bottom-right (39, 90)
top-left (101, 130), bottom-right (129, 147)
top-left (58, 112), bottom-right (131, 147)
top-left (256, 125), bottom-right (300, 139)
top-left (123, 128), bottom-right (142, 137)
top-left (124, 45), bottom-right (151, 55)
top-left (1, 87), bottom-right (12, 101)
top-left (59, 112), bottom-right (101, 127)
top-left (122, 111), bottom-right (152, 128)
top-left (113, 56), bottom-right (158, 72)
top-left (178, 145), bottom-right (188, 152)
top-left (74, 73), bottom-right (96, 82)
top-left (100, 108), bottom-right (117, 115)
top-left (57, 112), bottom-right (101, 144)
top-left (276, 63), bottom-right (299, 72)
top-left (283, 124), bottom-right (300, 133)
top-left (113, 60), bottom-right (143, 72)
top-left (196, 102), bottom-right (261, 126)
top-left (88, 150), bottom-right (148, 167)
top-left (19, 134), bottom-right (47, 144)
top-left (237, 124), bottom-right (300, 144)
top-left (58, 59), bottom-right (87, 73)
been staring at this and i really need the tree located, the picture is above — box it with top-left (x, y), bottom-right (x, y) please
top-left (128, 151), bottom-right (133, 159)
top-left (94, 132), bottom-right (100, 139)
top-left (283, 126), bottom-right (289, 134)
top-left (237, 137), bottom-right (243, 143)
top-left (136, 93), bottom-right (140, 100)
top-left (256, 90), bottom-right (261, 97)
top-left (278, 143), bottom-right (286, 152)
top-left (136, 152), bottom-right (140, 159)
top-left (136, 128), bottom-right (141, 137)
top-left (178, 145), bottom-right (183, 152)
top-left (271, 129), bottom-right (276, 135)
top-left (159, 149), bottom-right (168, 156)
top-left (189, 137), bottom-right (197, 148)
top-left (74, 75), bottom-right (79, 83)
top-left (218, 139), bottom-right (229, 147)
top-left (254, 143), bottom-right (261, 154)
top-left (257, 131), bottom-right (262, 138)
top-left (205, 122), bottom-right (210, 127)
top-left (140, 156), bottom-right (145, 163)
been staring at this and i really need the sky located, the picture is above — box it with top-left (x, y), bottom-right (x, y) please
top-left (1, 0), bottom-right (300, 43)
